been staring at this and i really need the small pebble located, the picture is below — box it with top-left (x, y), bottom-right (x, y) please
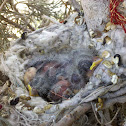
top-left (89, 29), bottom-right (96, 38)
top-left (33, 106), bottom-right (44, 114)
top-left (97, 39), bottom-right (103, 42)
top-left (105, 22), bottom-right (111, 31)
top-left (111, 75), bottom-right (118, 84)
top-left (102, 60), bottom-right (112, 68)
top-left (105, 22), bottom-right (116, 31)
top-left (20, 94), bottom-right (31, 100)
top-left (103, 36), bottom-right (112, 45)
top-left (102, 51), bottom-right (110, 58)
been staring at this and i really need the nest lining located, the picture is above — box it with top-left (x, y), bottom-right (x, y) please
top-left (0, 13), bottom-right (126, 126)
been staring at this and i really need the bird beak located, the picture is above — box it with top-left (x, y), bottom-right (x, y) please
top-left (90, 57), bottom-right (103, 70)
top-left (28, 84), bottom-right (38, 96)
top-left (87, 57), bottom-right (103, 77)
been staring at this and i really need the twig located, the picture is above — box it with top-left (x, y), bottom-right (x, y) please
top-left (91, 102), bottom-right (103, 125)
top-left (42, 15), bottom-right (60, 24)
top-left (60, 0), bottom-right (66, 5)
top-left (91, 102), bottom-right (120, 125)
top-left (53, 103), bottom-right (91, 126)
top-left (0, 0), bottom-right (8, 12)
top-left (102, 82), bottom-right (126, 99)
top-left (0, 15), bottom-right (24, 30)
top-left (80, 86), bottom-right (109, 104)
top-left (7, 8), bottom-right (35, 31)
top-left (0, 15), bottom-right (35, 31)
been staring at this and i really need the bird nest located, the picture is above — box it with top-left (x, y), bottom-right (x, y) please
top-left (0, 13), bottom-right (126, 126)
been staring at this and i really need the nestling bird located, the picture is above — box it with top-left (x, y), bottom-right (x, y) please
top-left (24, 49), bottom-right (101, 102)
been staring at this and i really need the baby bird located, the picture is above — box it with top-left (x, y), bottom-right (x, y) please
top-left (24, 49), bottom-right (101, 102)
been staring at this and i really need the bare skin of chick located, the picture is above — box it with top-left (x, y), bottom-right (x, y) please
top-left (24, 67), bottom-right (37, 86)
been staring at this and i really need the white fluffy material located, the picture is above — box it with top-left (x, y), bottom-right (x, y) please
top-left (0, 12), bottom-right (126, 125)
